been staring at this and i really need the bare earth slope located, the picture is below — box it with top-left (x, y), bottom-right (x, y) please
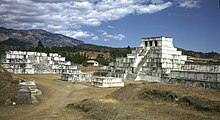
top-left (0, 74), bottom-right (117, 120)
top-left (71, 82), bottom-right (220, 120)
top-left (1, 74), bottom-right (220, 120)
top-left (0, 66), bottom-right (18, 105)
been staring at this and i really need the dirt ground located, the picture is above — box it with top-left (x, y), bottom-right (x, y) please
top-left (0, 66), bottom-right (18, 105)
top-left (1, 74), bottom-right (220, 120)
top-left (0, 74), bottom-right (118, 120)
top-left (71, 82), bottom-right (220, 120)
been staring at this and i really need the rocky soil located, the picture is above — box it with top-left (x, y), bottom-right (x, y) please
top-left (71, 82), bottom-right (220, 120)
top-left (0, 66), bottom-right (19, 105)
top-left (1, 73), bottom-right (220, 120)
top-left (0, 74), bottom-right (118, 120)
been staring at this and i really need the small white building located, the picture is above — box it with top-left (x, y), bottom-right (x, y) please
top-left (91, 77), bottom-right (124, 87)
top-left (60, 66), bottom-right (92, 82)
top-left (61, 71), bottom-right (91, 82)
top-left (87, 60), bottom-right (99, 66)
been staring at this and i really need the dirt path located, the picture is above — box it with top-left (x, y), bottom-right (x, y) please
top-left (0, 74), bottom-right (118, 120)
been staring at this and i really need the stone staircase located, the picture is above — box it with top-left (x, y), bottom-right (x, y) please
top-left (126, 73), bottom-right (137, 80)
top-left (139, 49), bottom-right (147, 56)
top-left (125, 48), bottom-right (150, 80)
top-left (134, 49), bottom-right (149, 74)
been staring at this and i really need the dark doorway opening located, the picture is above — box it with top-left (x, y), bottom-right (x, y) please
top-left (155, 41), bottom-right (158, 46)
top-left (145, 41), bottom-right (148, 46)
top-left (149, 41), bottom-right (153, 46)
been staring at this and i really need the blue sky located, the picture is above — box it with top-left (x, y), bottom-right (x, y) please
top-left (0, 0), bottom-right (219, 52)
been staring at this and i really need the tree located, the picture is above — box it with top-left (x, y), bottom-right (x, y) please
top-left (96, 54), bottom-right (109, 66)
top-left (35, 41), bottom-right (45, 52)
top-left (82, 60), bottom-right (88, 67)
top-left (127, 45), bottom-right (132, 54)
top-left (38, 41), bottom-right (44, 48)
top-left (70, 52), bottom-right (88, 65)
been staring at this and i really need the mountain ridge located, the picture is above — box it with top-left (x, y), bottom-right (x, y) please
top-left (0, 27), bottom-right (84, 47)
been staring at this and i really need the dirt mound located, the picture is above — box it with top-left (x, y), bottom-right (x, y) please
top-left (69, 98), bottom-right (144, 120)
top-left (138, 88), bottom-right (220, 112)
top-left (0, 66), bottom-right (19, 105)
top-left (0, 65), bottom-right (12, 76)
top-left (70, 82), bottom-right (220, 120)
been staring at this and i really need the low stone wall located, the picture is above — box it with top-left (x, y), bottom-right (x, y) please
top-left (162, 69), bottom-right (220, 90)
top-left (161, 65), bottom-right (220, 91)
top-left (136, 74), bottom-right (161, 82)
top-left (181, 64), bottom-right (220, 73)
top-left (162, 77), bottom-right (220, 91)
top-left (170, 70), bottom-right (220, 82)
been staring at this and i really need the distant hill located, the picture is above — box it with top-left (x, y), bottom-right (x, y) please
top-left (77, 44), bottom-right (113, 52)
top-left (0, 38), bottom-right (32, 46)
top-left (0, 27), bottom-right (84, 47)
top-left (178, 48), bottom-right (220, 60)
top-left (177, 48), bottom-right (220, 64)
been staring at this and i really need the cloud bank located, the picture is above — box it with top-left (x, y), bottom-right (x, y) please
top-left (0, 0), bottom-right (200, 41)
top-left (177, 0), bottom-right (200, 8)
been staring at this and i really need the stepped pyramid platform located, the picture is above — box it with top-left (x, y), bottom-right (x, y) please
top-left (109, 36), bottom-right (187, 81)
top-left (0, 51), bottom-right (74, 74)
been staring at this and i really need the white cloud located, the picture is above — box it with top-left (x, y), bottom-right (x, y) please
top-left (0, 0), bottom-right (200, 42)
top-left (177, 0), bottom-right (200, 9)
top-left (151, 0), bottom-right (164, 4)
top-left (71, 30), bottom-right (97, 40)
top-left (108, 25), bottom-right (114, 29)
top-left (135, 2), bottom-right (172, 14)
top-left (102, 31), bottom-right (125, 41)
top-left (0, 0), bottom-right (173, 32)
top-left (91, 36), bottom-right (99, 41)
top-left (72, 30), bottom-right (89, 38)
top-left (56, 30), bottom-right (98, 40)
